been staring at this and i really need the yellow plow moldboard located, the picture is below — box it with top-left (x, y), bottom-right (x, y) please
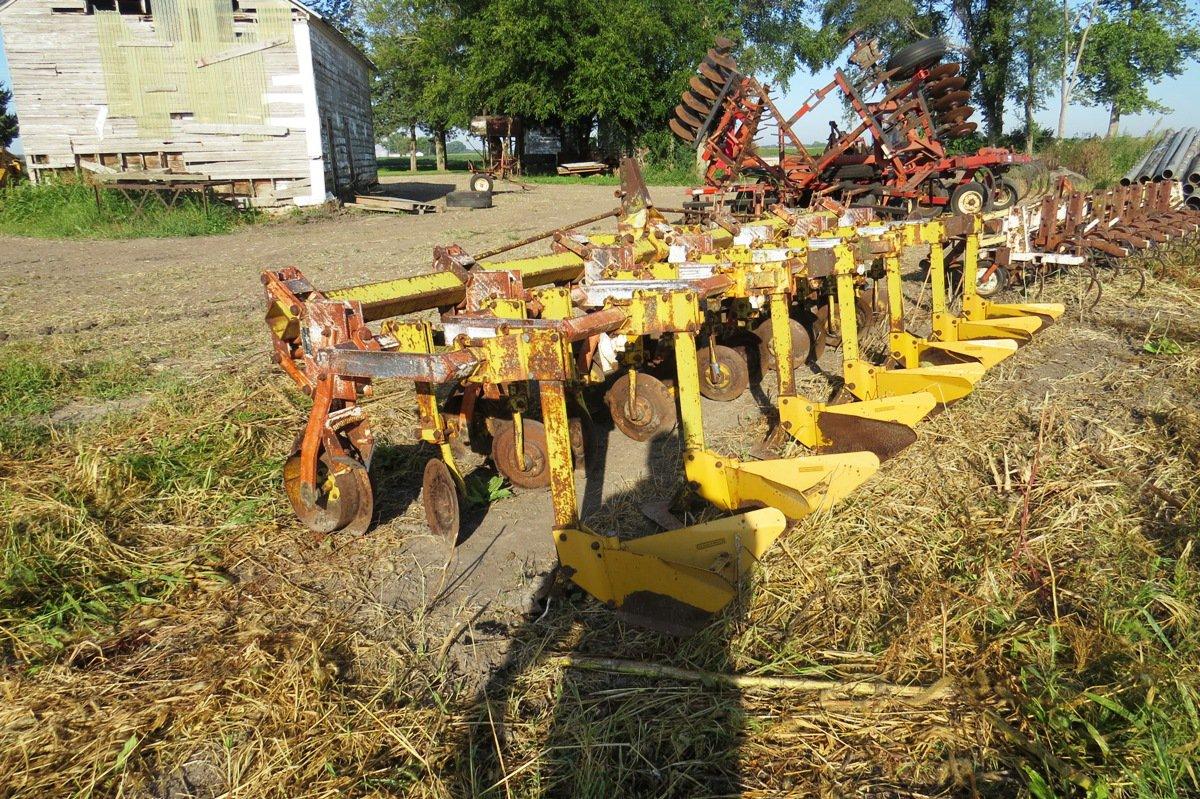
top-left (871, 362), bottom-right (987, 404)
top-left (809, 393), bottom-right (937, 461)
top-left (984, 300), bottom-right (1066, 323)
top-left (686, 448), bottom-right (879, 519)
top-left (554, 508), bottom-right (789, 636)
top-left (957, 316), bottom-right (1042, 342)
top-left (919, 338), bottom-right (1018, 369)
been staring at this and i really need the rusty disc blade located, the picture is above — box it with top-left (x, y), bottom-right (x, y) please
top-left (698, 62), bottom-right (728, 85)
top-left (815, 412), bottom-right (917, 462)
top-left (605, 372), bottom-right (677, 441)
top-left (933, 90), bottom-right (972, 111)
top-left (421, 457), bottom-right (460, 545)
top-left (681, 90), bottom-right (714, 115)
top-left (926, 62), bottom-right (961, 81)
top-left (689, 75), bottom-right (719, 101)
top-left (925, 75), bottom-right (966, 96)
top-left (714, 35), bottom-right (735, 52)
top-left (674, 106), bottom-right (703, 129)
top-left (705, 48), bottom-right (737, 71)
top-left (938, 105), bottom-right (975, 124)
top-left (944, 122), bottom-right (978, 137)
top-left (669, 117), bottom-right (698, 142)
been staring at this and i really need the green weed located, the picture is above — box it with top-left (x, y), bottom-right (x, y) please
top-left (0, 179), bottom-right (255, 239)
top-left (1143, 336), bottom-right (1184, 356)
top-left (464, 473), bottom-right (513, 506)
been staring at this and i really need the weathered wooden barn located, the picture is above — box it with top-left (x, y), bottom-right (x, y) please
top-left (0, 0), bottom-right (376, 206)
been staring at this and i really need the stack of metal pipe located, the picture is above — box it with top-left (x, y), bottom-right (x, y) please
top-left (1122, 127), bottom-right (1200, 206)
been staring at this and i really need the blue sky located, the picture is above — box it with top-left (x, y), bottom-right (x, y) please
top-left (1, 33), bottom-right (1198, 154)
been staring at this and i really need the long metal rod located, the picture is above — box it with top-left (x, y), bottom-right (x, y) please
top-left (474, 208), bottom-right (620, 261)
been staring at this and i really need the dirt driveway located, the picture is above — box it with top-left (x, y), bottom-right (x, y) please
top-left (0, 177), bottom-right (626, 367)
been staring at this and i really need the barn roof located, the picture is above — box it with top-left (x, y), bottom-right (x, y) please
top-left (0, 0), bottom-right (373, 71)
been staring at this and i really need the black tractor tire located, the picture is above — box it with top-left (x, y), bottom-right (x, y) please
top-left (886, 37), bottom-right (948, 79)
top-left (469, 174), bottom-right (495, 194)
top-left (445, 190), bottom-right (493, 209)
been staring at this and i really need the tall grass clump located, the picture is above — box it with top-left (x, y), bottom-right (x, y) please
top-left (0, 350), bottom-right (289, 661)
top-left (0, 178), bottom-right (255, 239)
top-left (1042, 135), bottom-right (1156, 188)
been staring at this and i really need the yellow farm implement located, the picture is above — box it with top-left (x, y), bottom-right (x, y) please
top-left (260, 159), bottom-right (1195, 634)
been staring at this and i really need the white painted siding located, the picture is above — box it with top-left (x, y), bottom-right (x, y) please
top-left (307, 17), bottom-right (376, 192)
top-left (0, 0), bottom-right (376, 206)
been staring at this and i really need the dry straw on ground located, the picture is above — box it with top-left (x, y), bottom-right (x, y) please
top-left (1, 258), bottom-right (1199, 797)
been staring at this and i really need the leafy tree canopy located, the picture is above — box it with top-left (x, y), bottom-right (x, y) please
top-left (0, 84), bottom-right (17, 149)
top-left (1078, 0), bottom-right (1200, 117)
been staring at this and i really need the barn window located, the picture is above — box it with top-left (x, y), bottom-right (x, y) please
top-left (84, 0), bottom-right (152, 13)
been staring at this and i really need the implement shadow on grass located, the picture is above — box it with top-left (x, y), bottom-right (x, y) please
top-left (441, 423), bottom-right (749, 797)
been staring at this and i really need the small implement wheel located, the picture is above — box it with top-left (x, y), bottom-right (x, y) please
top-left (697, 344), bottom-right (750, 402)
top-left (283, 441), bottom-right (373, 536)
top-left (754, 318), bottom-right (811, 371)
top-left (421, 458), bottom-right (460, 545)
top-left (991, 178), bottom-right (1020, 211)
top-left (606, 372), bottom-right (677, 441)
top-left (470, 173), bottom-right (495, 194)
top-left (949, 182), bottom-right (987, 216)
top-left (491, 418), bottom-right (551, 489)
top-left (976, 264), bottom-right (1008, 298)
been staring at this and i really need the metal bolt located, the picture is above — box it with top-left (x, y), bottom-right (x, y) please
top-left (560, 532), bottom-right (568, 542)
top-left (591, 541), bottom-right (600, 551)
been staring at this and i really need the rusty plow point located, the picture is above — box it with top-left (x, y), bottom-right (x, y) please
top-left (815, 413), bottom-right (918, 463)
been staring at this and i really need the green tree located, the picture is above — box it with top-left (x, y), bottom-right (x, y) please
top-left (450, 0), bottom-right (726, 158)
top-left (366, 0), bottom-right (466, 170)
top-left (305, 0), bottom-right (364, 45)
top-left (0, 83), bottom-right (17, 149)
top-left (1009, 0), bottom-right (1061, 153)
top-left (1078, 0), bottom-right (1200, 136)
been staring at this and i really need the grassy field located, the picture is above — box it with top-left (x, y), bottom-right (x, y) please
top-left (2, 255), bottom-right (1199, 796)
top-left (378, 152), bottom-right (697, 186)
top-left (0, 180), bottom-right (254, 239)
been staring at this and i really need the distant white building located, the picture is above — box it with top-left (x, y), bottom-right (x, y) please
top-left (0, 0), bottom-right (377, 205)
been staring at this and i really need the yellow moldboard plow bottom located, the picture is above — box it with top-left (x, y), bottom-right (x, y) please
top-left (554, 508), bottom-right (789, 635)
top-left (684, 448), bottom-right (879, 520)
top-left (777, 393), bottom-right (936, 461)
top-left (916, 337), bottom-right (1018, 369)
top-left (855, 362), bottom-right (987, 404)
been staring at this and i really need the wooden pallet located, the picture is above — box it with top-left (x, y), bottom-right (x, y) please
top-left (347, 194), bottom-right (438, 215)
top-left (556, 161), bottom-right (609, 176)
